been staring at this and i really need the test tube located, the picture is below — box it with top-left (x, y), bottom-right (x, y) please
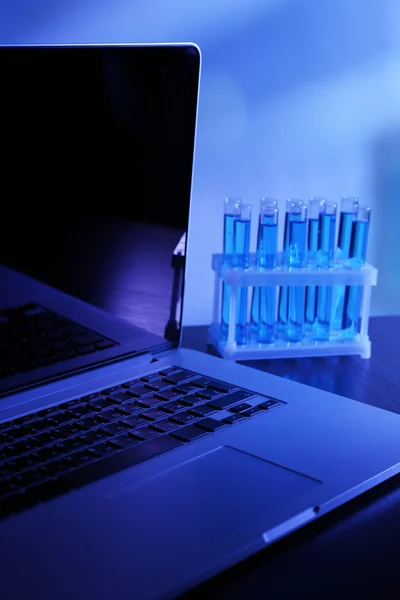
top-left (258, 199), bottom-right (279, 343)
top-left (278, 199), bottom-right (296, 334)
top-left (251, 198), bottom-right (278, 337)
top-left (341, 206), bottom-right (371, 338)
top-left (331, 196), bottom-right (359, 333)
top-left (305, 198), bottom-right (326, 333)
top-left (234, 202), bottom-right (252, 344)
top-left (313, 201), bottom-right (337, 340)
top-left (221, 197), bottom-right (241, 338)
top-left (286, 200), bottom-right (308, 342)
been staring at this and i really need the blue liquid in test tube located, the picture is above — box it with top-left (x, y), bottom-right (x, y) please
top-left (277, 200), bottom-right (293, 334)
top-left (221, 197), bottom-right (241, 339)
top-left (285, 201), bottom-right (308, 342)
top-left (233, 203), bottom-right (252, 344)
top-left (331, 197), bottom-right (359, 333)
top-left (251, 199), bottom-right (279, 343)
top-left (305, 198), bottom-right (325, 334)
top-left (314, 201), bottom-right (337, 340)
top-left (342, 206), bottom-right (371, 338)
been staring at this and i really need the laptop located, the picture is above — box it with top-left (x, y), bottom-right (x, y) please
top-left (1, 44), bottom-right (400, 600)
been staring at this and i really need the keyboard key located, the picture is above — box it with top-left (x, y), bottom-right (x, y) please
top-left (77, 429), bottom-right (108, 444)
top-left (189, 377), bottom-right (214, 388)
top-left (44, 412), bottom-right (72, 427)
top-left (37, 461), bottom-right (63, 477)
top-left (223, 413), bottom-right (246, 425)
top-left (189, 405), bottom-right (217, 418)
top-left (96, 340), bottom-right (115, 350)
top-left (58, 350), bottom-right (78, 361)
top-left (63, 322), bottom-right (88, 337)
top-left (172, 383), bottom-right (198, 395)
top-left (162, 371), bottom-right (195, 385)
top-left (53, 340), bottom-right (76, 352)
top-left (169, 412), bottom-right (198, 425)
top-left (206, 380), bottom-right (236, 394)
top-left (139, 408), bottom-right (169, 421)
top-left (121, 379), bottom-right (141, 389)
top-left (111, 434), bottom-right (139, 449)
top-left (98, 408), bottom-right (121, 422)
top-left (76, 345), bottom-right (96, 355)
top-left (170, 425), bottom-right (208, 443)
top-left (76, 416), bottom-right (106, 430)
top-left (21, 420), bottom-right (48, 434)
top-left (13, 470), bottom-right (43, 488)
top-left (207, 390), bottom-right (256, 411)
top-left (91, 398), bottom-right (116, 411)
top-left (179, 393), bottom-right (202, 407)
top-left (62, 435), bottom-right (183, 488)
top-left (258, 399), bottom-right (280, 410)
top-left (242, 406), bottom-right (264, 418)
top-left (69, 404), bottom-right (93, 418)
top-left (108, 391), bottom-right (135, 404)
top-left (74, 332), bottom-right (104, 346)
top-left (62, 398), bottom-right (83, 410)
top-left (4, 440), bottom-right (34, 457)
top-left (194, 418), bottom-right (226, 433)
top-left (120, 415), bottom-right (147, 429)
top-left (149, 419), bottom-right (177, 433)
top-left (160, 401), bottom-right (187, 414)
top-left (194, 388), bottom-right (222, 400)
top-left (128, 386), bottom-right (152, 398)
top-left (115, 402), bottom-right (140, 416)
top-left (230, 403), bottom-right (252, 413)
top-left (154, 389), bottom-right (182, 401)
top-left (100, 422), bottom-right (129, 436)
top-left (54, 438), bottom-right (85, 453)
top-left (90, 441), bottom-right (122, 458)
top-left (145, 380), bottom-right (170, 392)
top-left (132, 427), bottom-right (158, 441)
top-left (135, 396), bottom-right (159, 408)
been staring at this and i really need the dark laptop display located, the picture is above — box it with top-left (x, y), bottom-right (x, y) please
top-left (0, 45), bottom-right (200, 394)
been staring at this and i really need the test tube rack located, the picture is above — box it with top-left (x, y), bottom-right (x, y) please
top-left (208, 253), bottom-right (378, 361)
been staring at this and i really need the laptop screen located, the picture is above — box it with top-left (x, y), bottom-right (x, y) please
top-left (0, 45), bottom-right (200, 394)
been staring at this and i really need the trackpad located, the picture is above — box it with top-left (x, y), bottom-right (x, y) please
top-left (114, 445), bottom-right (321, 556)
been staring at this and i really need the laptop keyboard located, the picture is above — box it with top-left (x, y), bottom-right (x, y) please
top-left (0, 303), bottom-right (118, 379)
top-left (0, 367), bottom-right (281, 520)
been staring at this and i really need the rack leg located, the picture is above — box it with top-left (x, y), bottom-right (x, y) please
top-left (228, 287), bottom-right (237, 345)
top-left (213, 271), bottom-right (221, 325)
top-left (360, 285), bottom-right (372, 338)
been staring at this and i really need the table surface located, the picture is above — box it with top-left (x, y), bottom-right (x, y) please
top-left (181, 316), bottom-right (400, 599)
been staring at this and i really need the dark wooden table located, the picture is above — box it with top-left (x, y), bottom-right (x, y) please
top-left (181, 316), bottom-right (400, 599)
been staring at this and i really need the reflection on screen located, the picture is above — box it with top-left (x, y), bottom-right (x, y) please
top-left (0, 46), bottom-right (199, 346)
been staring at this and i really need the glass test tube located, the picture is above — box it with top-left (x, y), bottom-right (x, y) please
top-left (234, 202), bottom-right (252, 344)
top-left (305, 198), bottom-right (326, 333)
top-left (221, 197), bottom-right (241, 339)
top-left (251, 199), bottom-right (278, 335)
top-left (341, 206), bottom-right (371, 339)
top-left (278, 199), bottom-right (295, 334)
top-left (331, 196), bottom-right (359, 333)
top-left (314, 201), bottom-right (337, 340)
top-left (258, 199), bottom-right (279, 343)
top-left (286, 200), bottom-right (308, 342)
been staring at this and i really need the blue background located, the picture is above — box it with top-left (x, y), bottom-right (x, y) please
top-left (2, 0), bottom-right (399, 325)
